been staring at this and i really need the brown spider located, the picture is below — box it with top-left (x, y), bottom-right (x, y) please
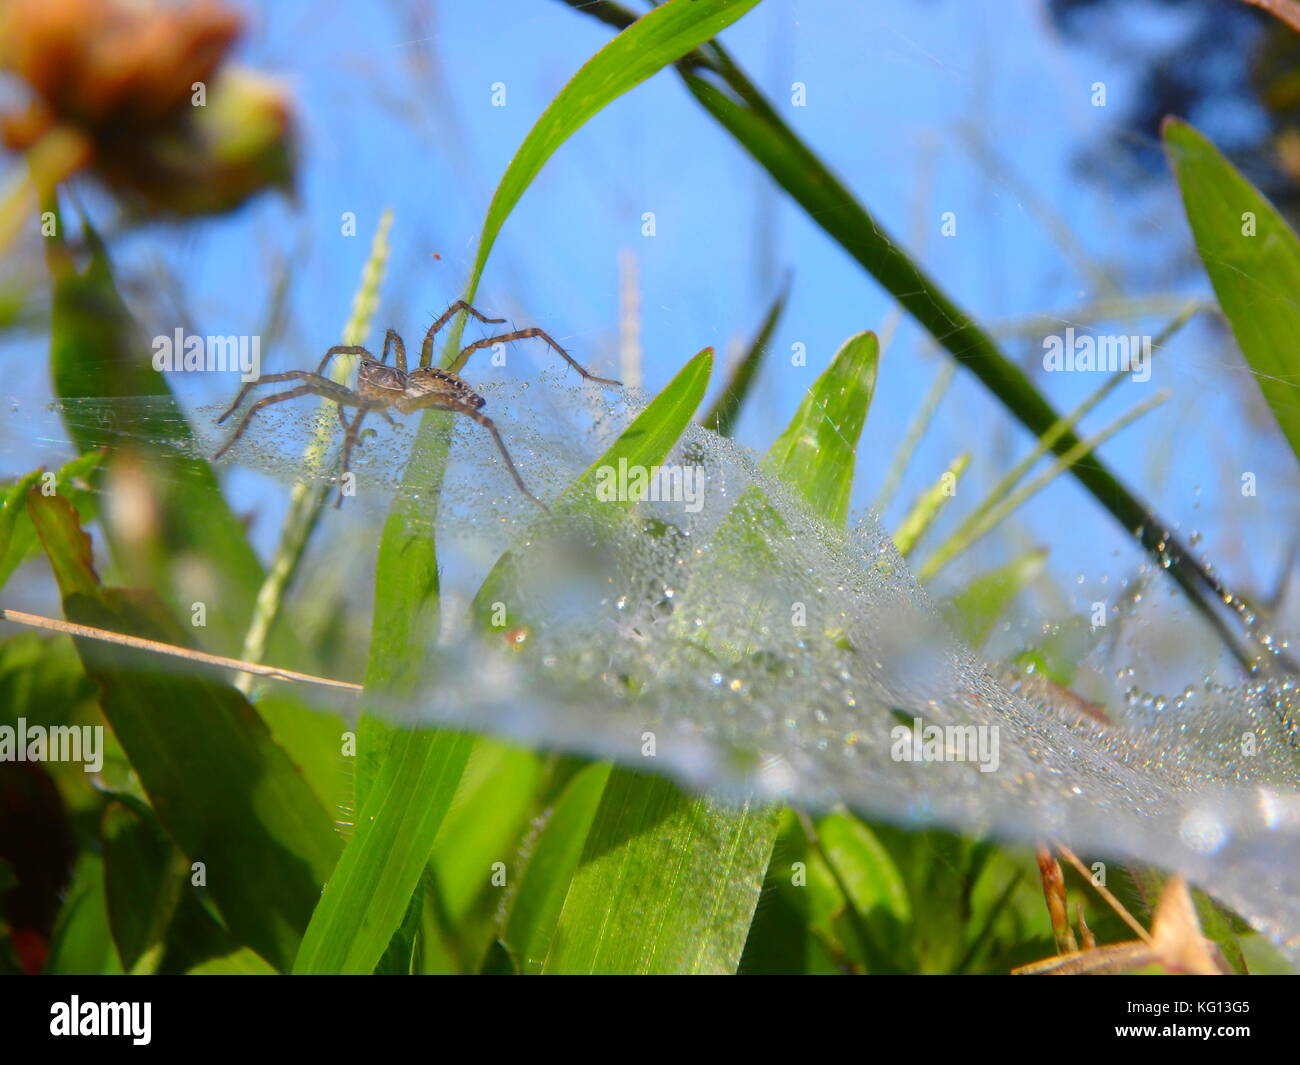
top-left (214, 301), bottom-right (620, 510)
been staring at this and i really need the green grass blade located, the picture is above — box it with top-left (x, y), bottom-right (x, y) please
top-left (501, 761), bottom-right (612, 974)
top-left (892, 453), bottom-right (969, 559)
top-left (545, 332), bottom-right (877, 974)
top-left (543, 772), bottom-right (775, 973)
top-left (473, 348), bottom-right (714, 619)
top-left (455, 0), bottom-right (762, 335)
top-left (920, 390), bottom-right (1169, 580)
top-left (418, 742), bottom-right (545, 971)
top-left (700, 279), bottom-right (788, 437)
top-left (101, 796), bottom-right (182, 973)
top-left (317, 449), bottom-right (463, 973)
top-left (0, 453), bottom-right (103, 591)
top-left (806, 811), bottom-right (912, 972)
top-left (761, 330), bottom-right (878, 526)
top-left (292, 728), bottom-right (475, 974)
top-left (1165, 118), bottom-right (1300, 464)
top-left (943, 550), bottom-right (1049, 648)
top-left (43, 853), bottom-right (123, 975)
top-left (27, 492), bottom-right (341, 972)
top-left (326, 2), bottom-right (755, 968)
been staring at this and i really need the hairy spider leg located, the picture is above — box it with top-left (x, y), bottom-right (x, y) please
top-left (419, 300), bottom-right (506, 367)
top-left (337, 404), bottom-right (396, 436)
top-left (217, 370), bottom-right (358, 427)
top-left (316, 329), bottom-right (414, 376)
top-left (215, 380), bottom-right (358, 460)
top-left (422, 399), bottom-right (549, 512)
top-left (335, 405), bottom-right (381, 508)
top-left (379, 328), bottom-right (408, 370)
top-left (316, 345), bottom-right (372, 377)
top-left (449, 327), bottom-right (621, 386)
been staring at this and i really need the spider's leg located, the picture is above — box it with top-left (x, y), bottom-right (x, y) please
top-left (419, 300), bottom-right (506, 367)
top-left (218, 371), bottom-right (355, 424)
top-left (449, 327), bottom-right (621, 386)
top-left (335, 406), bottom-right (372, 508)
top-left (216, 383), bottom-right (354, 460)
top-left (341, 405), bottom-right (396, 444)
top-left (316, 345), bottom-right (372, 377)
top-left (381, 329), bottom-right (408, 371)
top-left (460, 407), bottom-right (549, 513)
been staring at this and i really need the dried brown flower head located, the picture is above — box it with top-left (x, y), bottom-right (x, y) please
top-left (0, 0), bottom-right (294, 216)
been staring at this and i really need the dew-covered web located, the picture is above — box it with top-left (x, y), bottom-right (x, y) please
top-left (7, 376), bottom-right (1300, 956)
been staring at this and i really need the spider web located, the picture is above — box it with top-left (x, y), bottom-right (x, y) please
top-left (5, 378), bottom-right (1299, 960)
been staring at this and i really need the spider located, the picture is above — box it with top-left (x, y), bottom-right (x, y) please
top-left (214, 301), bottom-right (620, 510)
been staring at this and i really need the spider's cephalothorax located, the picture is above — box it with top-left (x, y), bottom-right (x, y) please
top-left (214, 300), bottom-right (620, 510)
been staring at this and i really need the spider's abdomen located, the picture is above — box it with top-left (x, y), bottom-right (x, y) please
top-left (403, 367), bottom-right (487, 411)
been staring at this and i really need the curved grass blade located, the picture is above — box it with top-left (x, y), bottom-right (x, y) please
top-left (416, 742), bottom-right (546, 973)
top-left (544, 333), bottom-right (877, 974)
top-left (805, 811), bottom-right (912, 973)
top-left (760, 330), bottom-right (878, 526)
top-left (473, 347), bottom-right (714, 620)
top-left (27, 492), bottom-right (341, 972)
top-left (317, 439), bottom-right (467, 974)
top-left (543, 771), bottom-right (774, 973)
top-left (1165, 118), bottom-right (1300, 464)
top-left (454, 0), bottom-right (763, 345)
top-left (43, 852), bottom-right (122, 975)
